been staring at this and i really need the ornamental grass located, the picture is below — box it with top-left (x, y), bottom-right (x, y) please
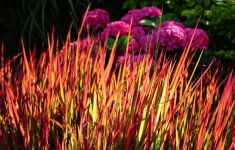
top-left (0, 6), bottom-right (234, 150)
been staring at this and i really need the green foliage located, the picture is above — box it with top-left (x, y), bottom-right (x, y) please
top-left (107, 36), bottom-right (131, 51)
top-left (122, 0), bottom-right (235, 52)
top-left (0, 0), bottom-right (95, 57)
top-left (139, 13), bottom-right (175, 27)
top-left (1, 0), bottom-right (128, 58)
top-left (20, 0), bottom-right (87, 47)
top-left (139, 19), bottom-right (157, 27)
top-left (205, 50), bottom-right (235, 60)
top-left (214, 50), bottom-right (235, 59)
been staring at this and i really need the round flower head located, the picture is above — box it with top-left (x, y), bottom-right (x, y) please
top-left (100, 21), bottom-right (130, 42)
top-left (117, 54), bottom-right (153, 71)
top-left (82, 9), bottom-right (110, 31)
top-left (70, 38), bottom-right (89, 53)
top-left (158, 21), bottom-right (185, 51)
top-left (117, 54), bottom-right (145, 64)
top-left (183, 28), bottom-right (209, 50)
top-left (141, 6), bottom-right (162, 19)
top-left (131, 26), bottom-right (146, 40)
top-left (121, 6), bottom-right (162, 26)
top-left (121, 9), bottom-right (144, 26)
top-left (139, 32), bottom-right (159, 53)
top-left (155, 21), bottom-right (185, 31)
top-left (128, 38), bottom-right (141, 53)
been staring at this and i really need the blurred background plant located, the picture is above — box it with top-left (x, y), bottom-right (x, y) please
top-left (0, 0), bottom-right (125, 58)
top-left (0, 0), bottom-right (234, 63)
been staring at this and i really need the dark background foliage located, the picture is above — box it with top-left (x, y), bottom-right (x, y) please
top-left (0, 0), bottom-right (234, 61)
top-left (0, 0), bottom-right (126, 58)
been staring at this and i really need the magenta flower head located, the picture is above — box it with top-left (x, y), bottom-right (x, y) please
top-left (69, 38), bottom-right (89, 54)
top-left (82, 9), bottom-right (110, 31)
top-left (139, 32), bottom-right (159, 53)
top-left (128, 38), bottom-right (141, 53)
top-left (157, 21), bottom-right (185, 51)
top-left (100, 21), bottom-right (130, 42)
top-left (117, 54), bottom-right (153, 71)
top-left (183, 28), bottom-right (209, 50)
top-left (157, 21), bottom-right (185, 29)
top-left (131, 26), bottom-right (146, 40)
top-left (121, 9), bottom-right (144, 26)
top-left (141, 6), bottom-right (162, 19)
top-left (117, 54), bottom-right (145, 64)
top-left (121, 6), bottom-right (162, 26)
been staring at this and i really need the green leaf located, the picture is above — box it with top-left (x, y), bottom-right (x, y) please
top-left (226, 32), bottom-right (232, 39)
top-left (181, 9), bottom-right (199, 18)
top-left (117, 36), bottom-right (132, 50)
top-left (162, 13), bottom-right (174, 21)
top-left (183, 19), bottom-right (197, 27)
top-left (204, 10), bottom-right (212, 17)
top-left (186, 1), bottom-right (195, 7)
top-left (139, 19), bottom-right (156, 27)
top-left (215, 0), bottom-right (226, 6)
top-left (106, 37), bottom-right (115, 50)
top-left (152, 13), bottom-right (174, 24)
top-left (232, 38), bottom-right (235, 44)
top-left (203, 0), bottom-right (210, 7)
top-left (106, 36), bottom-right (132, 51)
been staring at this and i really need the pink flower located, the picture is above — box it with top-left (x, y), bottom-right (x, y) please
top-left (117, 54), bottom-right (145, 64)
top-left (139, 32), bottom-right (159, 53)
top-left (131, 26), bottom-right (146, 40)
top-left (128, 38), bottom-right (141, 53)
top-left (100, 21), bottom-right (130, 42)
top-left (141, 6), bottom-right (162, 19)
top-left (121, 9), bottom-right (144, 26)
top-left (117, 54), bottom-right (153, 70)
top-left (70, 38), bottom-right (89, 52)
top-left (156, 21), bottom-right (185, 29)
top-left (183, 28), bottom-right (209, 50)
top-left (157, 21), bottom-right (185, 51)
top-left (121, 6), bottom-right (162, 26)
top-left (82, 9), bottom-right (110, 31)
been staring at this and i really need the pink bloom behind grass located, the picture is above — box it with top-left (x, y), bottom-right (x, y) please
top-left (157, 21), bottom-right (185, 51)
top-left (139, 32), bottom-right (159, 53)
top-left (131, 26), bottom-right (146, 40)
top-left (121, 9), bottom-right (144, 26)
top-left (121, 6), bottom-right (162, 26)
top-left (82, 9), bottom-right (110, 31)
top-left (82, 7), bottom-right (209, 54)
top-left (128, 38), bottom-right (141, 53)
top-left (100, 21), bottom-right (130, 42)
top-left (70, 38), bottom-right (89, 52)
top-left (156, 21), bottom-right (185, 29)
top-left (141, 6), bottom-right (162, 19)
top-left (183, 28), bottom-right (209, 50)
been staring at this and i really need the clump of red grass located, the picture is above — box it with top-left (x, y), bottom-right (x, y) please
top-left (0, 24), bottom-right (235, 150)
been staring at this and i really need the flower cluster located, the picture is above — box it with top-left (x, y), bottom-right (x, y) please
top-left (121, 6), bottom-right (162, 26)
top-left (77, 6), bottom-right (209, 61)
top-left (100, 21), bottom-right (130, 42)
top-left (183, 28), bottom-right (209, 50)
top-left (70, 39), bottom-right (89, 52)
top-left (157, 21), bottom-right (185, 51)
top-left (131, 26), bottom-right (146, 40)
top-left (82, 9), bottom-right (110, 31)
top-left (139, 32), bottom-right (159, 53)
